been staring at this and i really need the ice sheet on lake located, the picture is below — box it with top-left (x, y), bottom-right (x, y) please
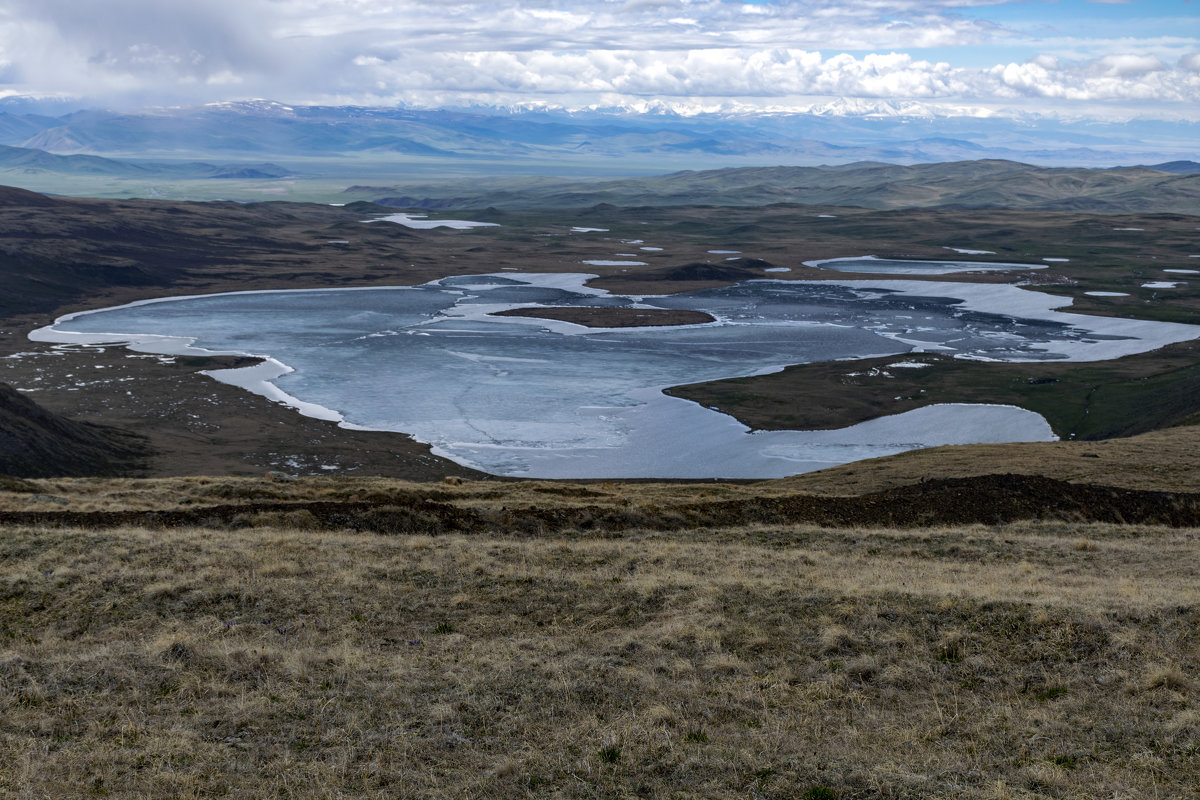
top-left (365, 213), bottom-right (499, 230)
top-left (31, 272), bottom-right (1200, 479)
top-left (783, 278), bottom-right (1199, 361)
top-left (486, 396), bottom-right (1053, 479)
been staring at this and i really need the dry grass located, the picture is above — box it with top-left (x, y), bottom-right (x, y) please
top-left (8, 420), bottom-right (1200, 523)
top-left (0, 475), bottom-right (764, 514)
top-left (778, 426), bottom-right (1200, 496)
top-left (2, 517), bottom-right (1198, 798)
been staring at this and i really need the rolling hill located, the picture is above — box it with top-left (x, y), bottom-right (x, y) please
top-left (350, 159), bottom-right (1200, 214)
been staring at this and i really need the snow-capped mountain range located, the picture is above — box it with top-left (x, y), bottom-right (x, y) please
top-left (0, 97), bottom-right (1193, 168)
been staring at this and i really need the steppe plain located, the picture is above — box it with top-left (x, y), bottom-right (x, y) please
top-left (2, 171), bottom-right (1200, 798)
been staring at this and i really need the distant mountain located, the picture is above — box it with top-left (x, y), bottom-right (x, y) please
top-left (0, 101), bottom-right (1194, 168)
top-left (348, 159), bottom-right (1200, 215)
top-left (0, 143), bottom-right (153, 176)
top-left (0, 143), bottom-right (291, 179)
top-left (1142, 161), bottom-right (1200, 175)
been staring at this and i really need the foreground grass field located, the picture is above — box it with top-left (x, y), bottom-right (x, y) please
top-left (2, 493), bottom-right (1198, 797)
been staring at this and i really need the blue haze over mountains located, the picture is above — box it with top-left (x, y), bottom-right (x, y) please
top-left (0, 100), bottom-right (1195, 171)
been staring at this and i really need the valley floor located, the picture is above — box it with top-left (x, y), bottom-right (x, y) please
top-left (1, 512), bottom-right (1197, 798)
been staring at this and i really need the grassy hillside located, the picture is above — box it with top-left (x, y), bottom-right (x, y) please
top-left (1, 493), bottom-right (1197, 798)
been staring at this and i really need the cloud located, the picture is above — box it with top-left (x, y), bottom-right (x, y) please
top-left (0, 0), bottom-right (1194, 119)
top-left (1093, 54), bottom-right (1166, 77)
top-left (346, 46), bottom-right (1198, 109)
top-left (0, 0), bottom-right (296, 100)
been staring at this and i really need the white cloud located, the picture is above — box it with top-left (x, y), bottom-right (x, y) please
top-left (1093, 54), bottom-right (1166, 77)
top-left (0, 0), bottom-right (1194, 119)
top-left (1179, 52), bottom-right (1200, 72)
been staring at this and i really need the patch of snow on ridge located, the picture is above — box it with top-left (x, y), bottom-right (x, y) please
top-left (583, 260), bottom-right (647, 267)
top-left (1085, 291), bottom-right (1129, 297)
top-left (1164, 269), bottom-right (1199, 274)
top-left (945, 247), bottom-right (995, 255)
top-left (364, 213), bottom-right (499, 230)
top-left (1142, 281), bottom-right (1185, 288)
top-left (571, 227), bottom-right (608, 233)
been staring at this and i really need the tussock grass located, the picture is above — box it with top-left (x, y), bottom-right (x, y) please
top-left (0, 475), bottom-right (760, 514)
top-left (2, 519), bottom-right (1198, 798)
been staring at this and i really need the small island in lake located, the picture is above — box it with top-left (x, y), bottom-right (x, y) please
top-left (490, 306), bottom-right (716, 328)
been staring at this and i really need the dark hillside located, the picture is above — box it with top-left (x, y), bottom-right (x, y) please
top-left (0, 191), bottom-right (405, 319)
top-left (0, 382), bottom-right (147, 477)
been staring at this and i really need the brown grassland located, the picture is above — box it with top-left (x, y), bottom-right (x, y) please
top-left (1, 476), bottom-right (1199, 798)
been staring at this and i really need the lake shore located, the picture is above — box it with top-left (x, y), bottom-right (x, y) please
top-left (4, 194), bottom-right (1200, 483)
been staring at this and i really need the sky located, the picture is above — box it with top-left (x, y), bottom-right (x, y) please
top-left (0, 0), bottom-right (1197, 120)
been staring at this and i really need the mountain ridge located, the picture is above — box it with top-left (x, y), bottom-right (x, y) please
top-left (351, 159), bottom-right (1200, 214)
top-left (0, 102), bottom-right (1194, 167)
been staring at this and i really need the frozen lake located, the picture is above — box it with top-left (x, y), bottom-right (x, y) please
top-left (32, 273), bottom-right (1200, 478)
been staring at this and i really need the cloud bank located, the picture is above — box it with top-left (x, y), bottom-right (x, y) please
top-left (0, 0), bottom-right (1196, 119)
